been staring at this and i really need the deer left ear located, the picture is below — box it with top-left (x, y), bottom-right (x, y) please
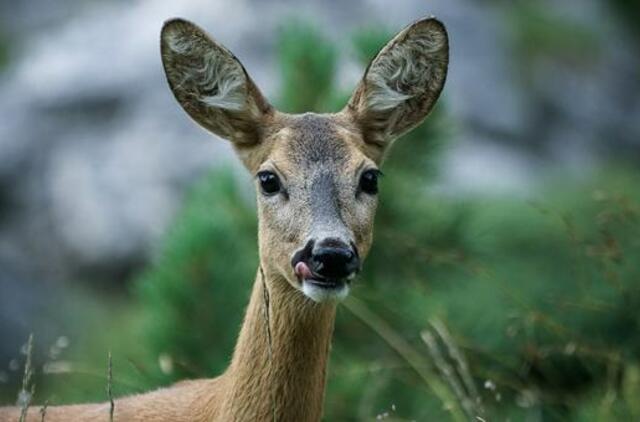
top-left (344, 17), bottom-right (449, 157)
top-left (160, 18), bottom-right (273, 146)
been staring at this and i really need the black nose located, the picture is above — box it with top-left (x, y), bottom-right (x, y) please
top-left (310, 239), bottom-right (360, 279)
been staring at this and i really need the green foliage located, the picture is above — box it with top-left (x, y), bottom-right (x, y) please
top-left (0, 28), bottom-right (10, 72)
top-left (609, 0), bottom-right (640, 42)
top-left (359, 170), bottom-right (640, 420)
top-left (276, 21), bottom-right (338, 113)
top-left (135, 170), bottom-right (257, 382)
top-left (351, 25), bottom-right (391, 64)
top-left (506, 1), bottom-right (600, 71)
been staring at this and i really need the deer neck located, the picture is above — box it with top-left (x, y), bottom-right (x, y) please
top-left (217, 268), bottom-right (337, 421)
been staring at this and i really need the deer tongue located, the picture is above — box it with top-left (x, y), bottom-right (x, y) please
top-left (294, 261), bottom-right (313, 279)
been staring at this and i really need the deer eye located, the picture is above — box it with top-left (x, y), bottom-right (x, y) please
top-left (359, 169), bottom-right (380, 195)
top-left (257, 171), bottom-right (281, 196)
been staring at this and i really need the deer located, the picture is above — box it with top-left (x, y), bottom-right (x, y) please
top-left (0, 15), bottom-right (448, 422)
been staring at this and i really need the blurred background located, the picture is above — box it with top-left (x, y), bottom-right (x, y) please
top-left (1, 0), bottom-right (639, 420)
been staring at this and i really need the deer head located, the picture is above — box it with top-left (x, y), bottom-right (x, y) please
top-left (160, 17), bottom-right (448, 303)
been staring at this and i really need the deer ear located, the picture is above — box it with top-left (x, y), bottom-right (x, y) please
top-left (160, 19), bottom-right (273, 145)
top-left (344, 17), bottom-right (448, 156)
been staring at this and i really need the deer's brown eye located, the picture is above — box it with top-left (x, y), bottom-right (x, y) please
top-left (258, 171), bottom-right (281, 195)
top-left (359, 169), bottom-right (380, 195)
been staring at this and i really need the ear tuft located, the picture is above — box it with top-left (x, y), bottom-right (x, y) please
top-left (162, 19), bottom-right (246, 112)
top-left (367, 19), bottom-right (448, 112)
top-left (160, 19), bottom-right (271, 144)
top-left (345, 17), bottom-right (449, 155)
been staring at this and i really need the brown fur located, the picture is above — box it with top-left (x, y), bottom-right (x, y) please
top-left (0, 16), bottom-right (448, 422)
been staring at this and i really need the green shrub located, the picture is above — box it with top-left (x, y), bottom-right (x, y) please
top-left (276, 21), bottom-right (338, 113)
top-left (136, 170), bottom-right (257, 383)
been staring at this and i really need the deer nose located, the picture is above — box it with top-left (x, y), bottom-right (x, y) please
top-left (310, 239), bottom-right (360, 280)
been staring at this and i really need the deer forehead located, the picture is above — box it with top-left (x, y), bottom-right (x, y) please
top-left (261, 113), bottom-right (372, 179)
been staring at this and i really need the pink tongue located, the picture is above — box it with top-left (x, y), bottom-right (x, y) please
top-left (294, 262), bottom-right (313, 279)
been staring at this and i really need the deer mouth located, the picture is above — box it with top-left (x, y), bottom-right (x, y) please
top-left (305, 278), bottom-right (343, 288)
top-left (294, 261), bottom-right (352, 302)
top-left (294, 261), bottom-right (350, 286)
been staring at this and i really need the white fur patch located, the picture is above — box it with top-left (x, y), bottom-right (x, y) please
top-left (165, 31), bottom-right (196, 55)
top-left (197, 51), bottom-right (246, 111)
top-left (367, 73), bottom-right (413, 111)
top-left (302, 281), bottom-right (350, 303)
top-left (366, 26), bottom-right (447, 111)
top-left (166, 32), bottom-right (246, 112)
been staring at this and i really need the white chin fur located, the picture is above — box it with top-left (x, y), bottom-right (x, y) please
top-left (302, 280), bottom-right (350, 303)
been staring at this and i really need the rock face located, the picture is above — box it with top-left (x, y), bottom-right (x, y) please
top-left (0, 0), bottom-right (638, 366)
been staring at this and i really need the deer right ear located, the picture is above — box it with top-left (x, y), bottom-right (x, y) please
top-left (160, 19), bottom-right (273, 145)
top-left (344, 17), bottom-right (449, 160)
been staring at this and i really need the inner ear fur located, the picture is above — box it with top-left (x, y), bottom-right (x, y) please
top-left (160, 18), bottom-right (273, 145)
top-left (344, 17), bottom-right (449, 154)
